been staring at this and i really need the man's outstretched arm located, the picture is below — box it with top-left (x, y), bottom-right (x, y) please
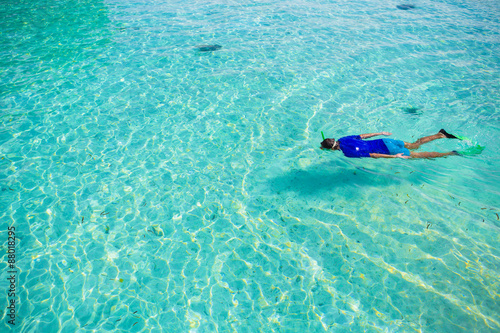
top-left (359, 132), bottom-right (391, 139)
top-left (370, 153), bottom-right (408, 159)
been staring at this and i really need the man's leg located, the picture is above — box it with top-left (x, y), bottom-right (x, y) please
top-left (409, 151), bottom-right (458, 159)
top-left (405, 131), bottom-right (446, 150)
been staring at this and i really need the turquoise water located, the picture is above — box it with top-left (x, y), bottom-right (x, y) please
top-left (1, 0), bottom-right (499, 331)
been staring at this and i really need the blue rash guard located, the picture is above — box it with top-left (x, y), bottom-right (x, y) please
top-left (337, 135), bottom-right (391, 158)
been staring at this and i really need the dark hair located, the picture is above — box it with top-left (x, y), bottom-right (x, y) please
top-left (321, 138), bottom-right (336, 149)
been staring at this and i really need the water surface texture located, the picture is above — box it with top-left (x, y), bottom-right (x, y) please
top-left (1, 0), bottom-right (499, 332)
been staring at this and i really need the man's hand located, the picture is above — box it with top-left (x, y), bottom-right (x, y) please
top-left (370, 153), bottom-right (411, 159)
top-left (360, 132), bottom-right (392, 139)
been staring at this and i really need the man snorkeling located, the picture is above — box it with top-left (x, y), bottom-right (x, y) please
top-left (320, 129), bottom-right (468, 159)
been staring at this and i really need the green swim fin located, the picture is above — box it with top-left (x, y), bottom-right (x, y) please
top-left (455, 135), bottom-right (472, 141)
top-left (457, 145), bottom-right (485, 156)
top-left (439, 129), bottom-right (472, 142)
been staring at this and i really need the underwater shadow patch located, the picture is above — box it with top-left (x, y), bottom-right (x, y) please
top-left (267, 161), bottom-right (403, 196)
top-left (397, 4), bottom-right (416, 10)
top-left (195, 44), bottom-right (222, 52)
top-left (402, 107), bottom-right (422, 115)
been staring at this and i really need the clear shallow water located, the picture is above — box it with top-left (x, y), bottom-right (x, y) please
top-left (1, 0), bottom-right (499, 331)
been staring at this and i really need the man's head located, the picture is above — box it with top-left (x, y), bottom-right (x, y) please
top-left (321, 138), bottom-right (338, 150)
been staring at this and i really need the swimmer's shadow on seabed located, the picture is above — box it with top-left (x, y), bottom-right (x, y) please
top-left (266, 160), bottom-right (421, 196)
